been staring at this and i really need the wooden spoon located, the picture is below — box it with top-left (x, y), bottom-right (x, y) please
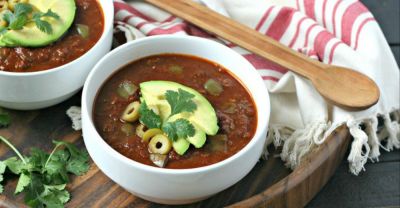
top-left (145, 0), bottom-right (380, 110)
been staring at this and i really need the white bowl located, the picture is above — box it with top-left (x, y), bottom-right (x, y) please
top-left (81, 36), bottom-right (270, 204)
top-left (0, 0), bottom-right (114, 110)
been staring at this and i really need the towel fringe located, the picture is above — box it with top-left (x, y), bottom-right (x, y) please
top-left (365, 117), bottom-right (380, 161)
top-left (347, 119), bottom-right (370, 175)
top-left (383, 112), bottom-right (400, 151)
top-left (261, 109), bottom-right (399, 176)
top-left (280, 122), bottom-right (329, 169)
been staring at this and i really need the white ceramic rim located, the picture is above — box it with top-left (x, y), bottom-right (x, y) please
top-left (82, 35), bottom-right (270, 175)
top-left (0, 0), bottom-right (113, 77)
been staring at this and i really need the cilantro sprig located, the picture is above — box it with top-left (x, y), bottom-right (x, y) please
top-left (165, 89), bottom-right (197, 117)
top-left (139, 89), bottom-right (198, 142)
top-left (0, 136), bottom-right (90, 207)
top-left (0, 3), bottom-right (60, 35)
top-left (162, 118), bottom-right (195, 141)
top-left (139, 101), bottom-right (162, 129)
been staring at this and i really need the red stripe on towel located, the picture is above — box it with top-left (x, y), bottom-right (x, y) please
top-left (304, 0), bottom-right (316, 20)
top-left (114, 2), bottom-right (156, 22)
top-left (289, 17), bottom-right (307, 48)
top-left (322, 0), bottom-right (328, 28)
top-left (146, 23), bottom-right (187, 36)
top-left (256, 7), bottom-right (274, 31)
top-left (304, 23), bottom-right (318, 47)
top-left (328, 41), bottom-right (341, 64)
top-left (314, 30), bottom-right (335, 61)
top-left (266, 7), bottom-right (296, 41)
top-left (354, 17), bottom-right (374, 50)
top-left (341, 2), bottom-right (369, 46)
top-left (332, 0), bottom-right (341, 36)
top-left (262, 76), bottom-right (280, 82)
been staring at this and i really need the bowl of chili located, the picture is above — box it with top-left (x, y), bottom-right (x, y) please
top-left (82, 35), bottom-right (270, 204)
top-left (0, 0), bottom-right (113, 110)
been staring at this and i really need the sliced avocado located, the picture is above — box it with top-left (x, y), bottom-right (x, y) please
top-left (186, 127), bottom-right (206, 148)
top-left (1, 0), bottom-right (76, 47)
top-left (167, 116), bottom-right (207, 149)
top-left (140, 81), bottom-right (219, 136)
top-left (172, 138), bottom-right (190, 155)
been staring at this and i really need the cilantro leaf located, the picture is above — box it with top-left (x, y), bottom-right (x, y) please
top-left (162, 122), bottom-right (177, 141)
top-left (13, 3), bottom-right (33, 17)
top-left (0, 161), bottom-right (6, 193)
top-left (165, 89), bottom-right (197, 117)
top-left (2, 4), bottom-right (31, 31)
top-left (0, 108), bottom-right (11, 128)
top-left (15, 172), bottom-right (31, 194)
top-left (28, 148), bottom-right (48, 171)
top-left (8, 15), bottom-right (27, 30)
top-left (2, 10), bottom-right (14, 24)
top-left (139, 101), bottom-right (162, 129)
top-left (162, 118), bottom-right (195, 141)
top-left (0, 3), bottom-right (60, 36)
top-left (34, 18), bottom-right (53, 34)
top-left (0, 136), bottom-right (90, 207)
top-left (4, 157), bottom-right (24, 174)
top-left (24, 173), bottom-right (45, 207)
top-left (40, 184), bottom-right (70, 207)
top-left (41, 9), bottom-right (60, 20)
top-left (52, 140), bottom-right (90, 176)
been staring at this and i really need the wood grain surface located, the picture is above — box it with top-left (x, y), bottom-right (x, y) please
top-left (0, 92), bottom-right (350, 207)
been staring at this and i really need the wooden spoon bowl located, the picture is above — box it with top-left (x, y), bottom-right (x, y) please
top-left (312, 65), bottom-right (379, 110)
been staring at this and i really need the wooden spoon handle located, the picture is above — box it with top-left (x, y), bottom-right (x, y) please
top-left (145, 0), bottom-right (322, 78)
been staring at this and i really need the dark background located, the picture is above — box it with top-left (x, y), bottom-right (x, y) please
top-left (308, 0), bottom-right (400, 207)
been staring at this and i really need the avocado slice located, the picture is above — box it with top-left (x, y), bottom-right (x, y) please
top-left (1, 0), bottom-right (76, 47)
top-left (140, 81), bottom-right (219, 136)
top-left (186, 127), bottom-right (207, 148)
top-left (172, 138), bottom-right (190, 155)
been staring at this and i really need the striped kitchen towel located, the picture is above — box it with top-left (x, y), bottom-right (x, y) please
top-left (113, 0), bottom-right (400, 175)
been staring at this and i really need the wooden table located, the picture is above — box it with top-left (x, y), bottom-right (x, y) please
top-left (308, 0), bottom-right (400, 207)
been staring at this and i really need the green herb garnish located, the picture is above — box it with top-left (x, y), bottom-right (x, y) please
top-left (162, 118), bottom-right (195, 142)
top-left (165, 89), bottom-right (197, 117)
top-left (139, 101), bottom-right (162, 129)
top-left (32, 9), bottom-right (60, 34)
top-left (0, 136), bottom-right (90, 207)
top-left (0, 3), bottom-right (60, 35)
top-left (0, 108), bottom-right (10, 128)
top-left (139, 89), bottom-right (197, 142)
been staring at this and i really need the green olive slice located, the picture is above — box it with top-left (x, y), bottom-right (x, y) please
top-left (148, 134), bottom-right (172, 154)
top-left (121, 101), bottom-right (140, 122)
top-left (142, 128), bottom-right (163, 143)
top-left (136, 124), bottom-right (146, 138)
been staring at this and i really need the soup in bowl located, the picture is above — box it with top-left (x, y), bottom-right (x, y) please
top-left (82, 36), bottom-right (270, 204)
top-left (0, 0), bottom-right (113, 110)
